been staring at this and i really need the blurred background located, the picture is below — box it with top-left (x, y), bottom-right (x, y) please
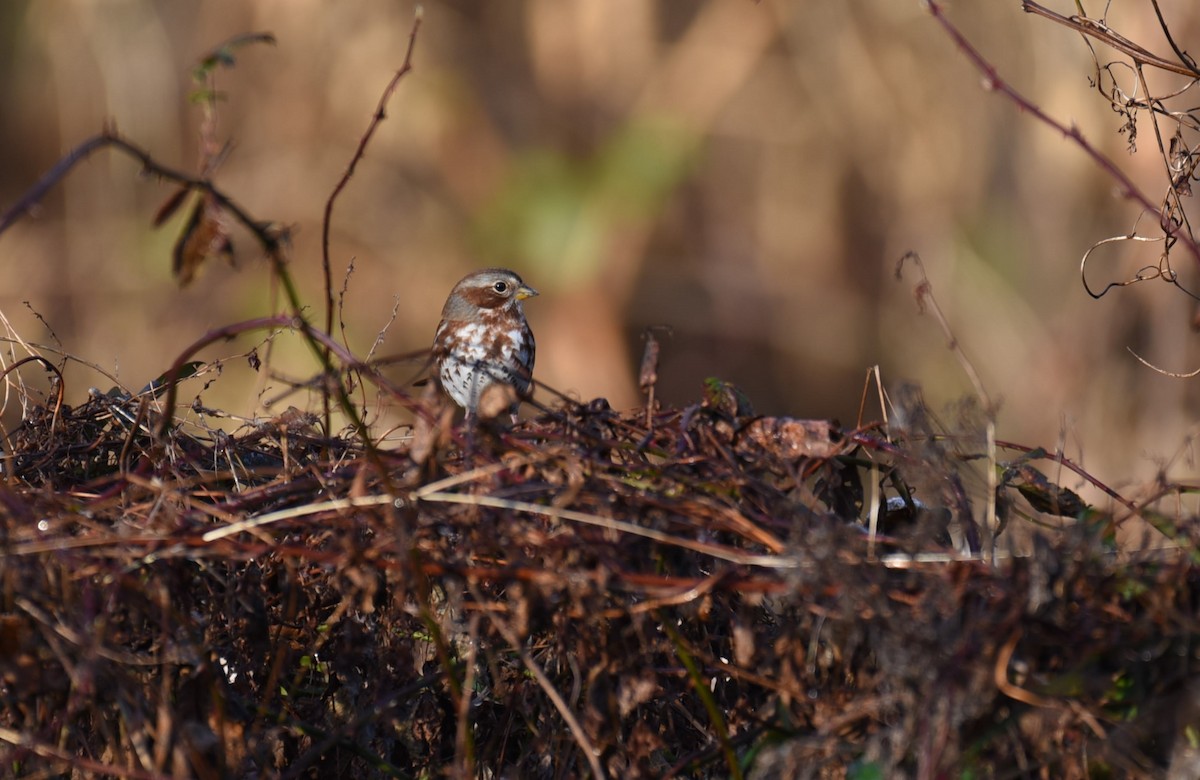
top-left (1, 0), bottom-right (1199, 500)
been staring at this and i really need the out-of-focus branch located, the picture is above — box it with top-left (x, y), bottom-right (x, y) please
top-left (0, 131), bottom-right (284, 255)
top-left (0, 126), bottom-right (386, 452)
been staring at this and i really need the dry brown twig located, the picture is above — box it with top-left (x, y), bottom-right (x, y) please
top-left (469, 582), bottom-right (607, 780)
top-left (318, 7), bottom-right (424, 434)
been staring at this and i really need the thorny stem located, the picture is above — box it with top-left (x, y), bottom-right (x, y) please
top-left (0, 131), bottom-right (315, 429)
top-left (924, 0), bottom-right (1200, 269)
top-left (0, 130), bottom-right (388, 468)
top-left (0, 132), bottom-right (277, 246)
top-left (320, 9), bottom-right (423, 435)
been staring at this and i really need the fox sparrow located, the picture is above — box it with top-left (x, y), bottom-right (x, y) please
top-left (432, 268), bottom-right (538, 419)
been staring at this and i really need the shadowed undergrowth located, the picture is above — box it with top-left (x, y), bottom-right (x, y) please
top-left (1, 372), bottom-right (1198, 779)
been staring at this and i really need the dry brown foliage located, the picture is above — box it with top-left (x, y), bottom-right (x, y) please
top-left (5, 4), bottom-right (1200, 777)
top-left (0, 371), bottom-right (1198, 778)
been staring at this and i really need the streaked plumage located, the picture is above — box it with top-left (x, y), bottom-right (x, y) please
top-left (432, 268), bottom-right (537, 419)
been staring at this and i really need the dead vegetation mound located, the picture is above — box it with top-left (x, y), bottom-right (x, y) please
top-left (1, 376), bottom-right (1198, 779)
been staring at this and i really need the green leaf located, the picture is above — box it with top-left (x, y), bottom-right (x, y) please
top-left (193, 31), bottom-right (277, 82)
top-left (187, 86), bottom-right (226, 104)
top-left (847, 760), bottom-right (886, 780)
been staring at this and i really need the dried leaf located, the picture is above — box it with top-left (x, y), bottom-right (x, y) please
top-left (738, 417), bottom-right (842, 460)
top-left (411, 380), bottom-right (451, 465)
top-left (477, 382), bottom-right (518, 421)
top-left (639, 331), bottom-right (660, 392)
top-left (1004, 463), bottom-right (1090, 518)
top-left (137, 361), bottom-right (205, 397)
top-left (152, 186), bottom-right (193, 227)
top-left (173, 194), bottom-right (232, 287)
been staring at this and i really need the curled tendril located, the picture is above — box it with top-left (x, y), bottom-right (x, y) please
top-left (1079, 211), bottom-right (1200, 301)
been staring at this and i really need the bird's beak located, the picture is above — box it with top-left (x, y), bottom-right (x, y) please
top-left (515, 284), bottom-right (538, 301)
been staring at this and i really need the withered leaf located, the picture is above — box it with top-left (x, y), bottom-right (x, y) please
top-left (138, 361), bottom-right (205, 397)
top-left (152, 186), bottom-right (193, 227)
top-left (738, 417), bottom-right (842, 460)
top-left (638, 331), bottom-right (660, 392)
top-left (173, 194), bottom-right (232, 287)
top-left (1003, 463), bottom-right (1090, 518)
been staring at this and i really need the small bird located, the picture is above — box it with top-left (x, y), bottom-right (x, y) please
top-left (432, 268), bottom-right (538, 420)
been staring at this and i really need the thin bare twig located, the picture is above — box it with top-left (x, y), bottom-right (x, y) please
top-left (1126, 346), bottom-right (1200, 379)
top-left (471, 583), bottom-right (607, 780)
top-left (1148, 0), bottom-right (1200, 75)
top-left (155, 315), bottom-right (296, 438)
top-left (416, 490), bottom-right (801, 569)
top-left (320, 8), bottom-right (423, 432)
top-left (895, 251), bottom-right (992, 413)
top-left (1022, 1), bottom-right (1200, 78)
top-left (0, 725), bottom-right (172, 780)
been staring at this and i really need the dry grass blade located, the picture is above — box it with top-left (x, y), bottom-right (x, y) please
top-left (416, 490), bottom-right (801, 569)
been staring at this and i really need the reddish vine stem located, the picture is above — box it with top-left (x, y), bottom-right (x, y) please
top-left (319, 11), bottom-right (423, 431)
top-left (923, 0), bottom-right (1200, 269)
top-left (154, 314), bottom-right (377, 439)
top-left (994, 439), bottom-right (1139, 518)
top-left (0, 129), bottom-right (390, 462)
top-left (155, 315), bottom-right (297, 438)
top-left (0, 132), bottom-right (282, 254)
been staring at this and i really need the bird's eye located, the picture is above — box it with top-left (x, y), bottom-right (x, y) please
top-left (493, 281), bottom-right (508, 293)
